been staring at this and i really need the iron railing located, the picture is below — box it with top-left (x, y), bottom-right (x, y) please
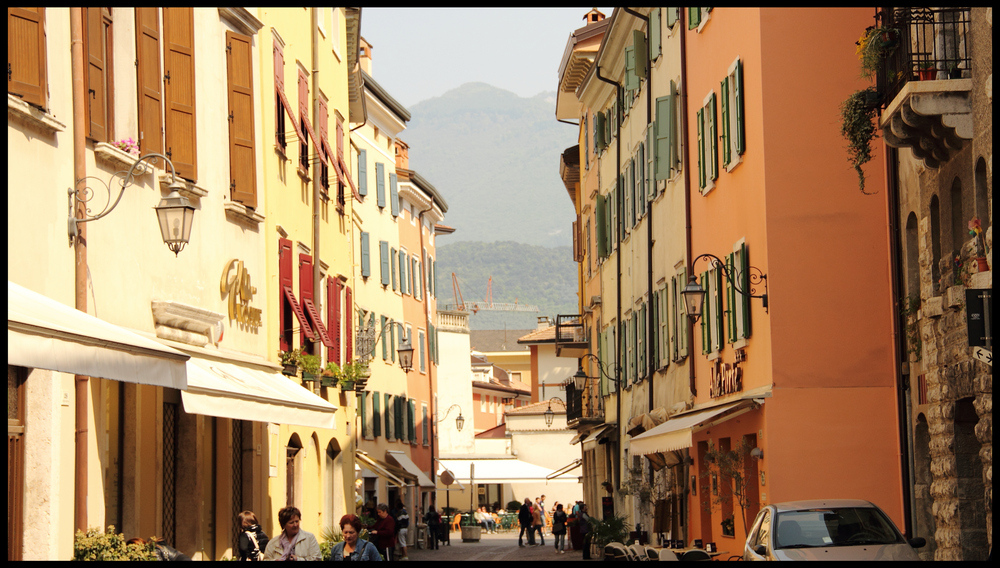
top-left (555, 314), bottom-right (587, 344)
top-left (877, 7), bottom-right (972, 104)
top-left (565, 376), bottom-right (604, 424)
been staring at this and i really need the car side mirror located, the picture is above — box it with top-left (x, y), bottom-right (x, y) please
top-left (908, 537), bottom-right (926, 549)
top-left (754, 544), bottom-right (767, 556)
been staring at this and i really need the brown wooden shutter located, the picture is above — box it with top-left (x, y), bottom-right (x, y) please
top-left (84, 7), bottom-right (109, 142)
top-left (226, 31), bottom-right (256, 208)
top-left (8, 7), bottom-right (48, 109)
top-left (344, 286), bottom-right (353, 362)
top-left (328, 278), bottom-right (343, 364)
top-left (298, 67), bottom-right (309, 171)
top-left (135, 7), bottom-right (162, 156)
top-left (163, 7), bottom-right (197, 181)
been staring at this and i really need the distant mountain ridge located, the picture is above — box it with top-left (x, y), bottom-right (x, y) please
top-left (404, 82), bottom-right (577, 248)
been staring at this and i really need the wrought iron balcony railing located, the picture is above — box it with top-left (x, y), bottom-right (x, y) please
top-left (565, 376), bottom-right (604, 426)
top-left (876, 7), bottom-right (972, 105)
top-left (555, 314), bottom-right (588, 358)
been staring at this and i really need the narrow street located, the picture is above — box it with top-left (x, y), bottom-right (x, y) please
top-left (406, 530), bottom-right (593, 562)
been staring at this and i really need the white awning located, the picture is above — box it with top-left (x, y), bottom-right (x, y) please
top-left (437, 458), bottom-right (578, 484)
top-left (356, 451), bottom-right (405, 487)
top-left (387, 450), bottom-right (435, 488)
top-left (7, 281), bottom-right (188, 388)
top-left (546, 458), bottom-right (582, 480)
top-left (181, 356), bottom-right (337, 429)
top-left (629, 402), bottom-right (749, 456)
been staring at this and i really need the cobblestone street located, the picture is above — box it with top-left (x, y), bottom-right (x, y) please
top-left (405, 530), bottom-right (595, 562)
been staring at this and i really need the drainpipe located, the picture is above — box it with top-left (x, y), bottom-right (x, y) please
top-left (595, 65), bottom-right (622, 490)
top-left (311, 8), bottom-right (323, 367)
top-left (70, 7), bottom-right (90, 534)
top-left (417, 200), bottom-right (435, 492)
top-left (679, 9), bottom-right (693, 548)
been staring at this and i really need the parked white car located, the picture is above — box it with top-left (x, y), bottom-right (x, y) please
top-left (743, 500), bottom-right (925, 561)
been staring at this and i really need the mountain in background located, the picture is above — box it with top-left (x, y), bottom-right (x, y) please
top-left (434, 241), bottom-right (578, 331)
top-left (404, 82), bottom-right (577, 248)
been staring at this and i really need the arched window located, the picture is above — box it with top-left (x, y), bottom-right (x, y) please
top-left (286, 434), bottom-right (303, 508)
top-left (905, 212), bottom-right (920, 301)
top-left (949, 177), bottom-right (965, 256)
top-left (930, 195), bottom-right (942, 294)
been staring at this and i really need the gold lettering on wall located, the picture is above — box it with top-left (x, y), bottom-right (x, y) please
top-left (221, 259), bottom-right (262, 332)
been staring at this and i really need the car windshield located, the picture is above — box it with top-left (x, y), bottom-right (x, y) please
top-left (773, 507), bottom-right (904, 549)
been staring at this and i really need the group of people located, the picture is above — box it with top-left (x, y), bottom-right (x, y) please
top-left (515, 498), bottom-right (592, 557)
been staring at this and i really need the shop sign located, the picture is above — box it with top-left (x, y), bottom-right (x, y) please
top-left (965, 289), bottom-right (991, 347)
top-left (710, 350), bottom-right (744, 398)
top-left (221, 259), bottom-right (262, 331)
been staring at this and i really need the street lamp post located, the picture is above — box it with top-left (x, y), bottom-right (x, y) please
top-left (681, 253), bottom-right (768, 323)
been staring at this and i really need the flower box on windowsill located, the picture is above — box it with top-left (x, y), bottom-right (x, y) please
top-left (94, 142), bottom-right (141, 173)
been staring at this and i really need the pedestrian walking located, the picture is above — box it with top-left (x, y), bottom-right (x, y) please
top-left (236, 510), bottom-right (269, 561)
top-left (537, 495), bottom-right (547, 537)
top-left (263, 506), bottom-right (321, 561)
top-left (369, 503), bottom-right (397, 561)
top-left (579, 503), bottom-right (593, 560)
top-left (551, 504), bottom-right (567, 554)
top-left (424, 506), bottom-right (442, 550)
top-left (330, 514), bottom-right (382, 561)
top-left (531, 503), bottom-right (545, 546)
top-left (517, 498), bottom-right (534, 547)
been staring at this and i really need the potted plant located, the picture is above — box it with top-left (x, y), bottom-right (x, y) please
top-left (840, 86), bottom-right (881, 194)
top-left (279, 348), bottom-right (302, 376)
top-left (340, 359), bottom-right (371, 391)
top-left (916, 62), bottom-right (936, 81)
top-left (459, 511), bottom-right (482, 542)
top-left (856, 26), bottom-right (899, 81)
top-left (298, 352), bottom-right (321, 382)
top-left (74, 526), bottom-right (157, 561)
top-left (320, 361), bottom-right (341, 387)
top-left (588, 514), bottom-right (630, 559)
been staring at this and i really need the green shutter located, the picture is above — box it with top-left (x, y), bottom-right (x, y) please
top-left (666, 7), bottom-right (678, 29)
top-left (399, 250), bottom-right (407, 295)
top-left (701, 271), bottom-right (710, 354)
top-left (380, 240), bottom-right (390, 286)
top-left (373, 391), bottom-right (382, 437)
top-left (360, 232), bottom-right (370, 277)
top-left (639, 303), bottom-right (647, 379)
top-left (625, 44), bottom-right (637, 91)
top-left (633, 30), bottom-right (648, 81)
top-left (726, 253), bottom-right (737, 344)
top-left (381, 315), bottom-right (388, 359)
top-left (655, 95), bottom-right (672, 180)
top-left (720, 77), bottom-right (731, 166)
top-left (689, 8), bottom-right (701, 29)
top-left (679, 268), bottom-right (689, 358)
top-left (376, 162), bottom-right (385, 207)
top-left (735, 60), bottom-right (745, 155)
top-left (358, 149), bottom-right (368, 197)
top-left (389, 172), bottom-right (399, 216)
top-left (390, 248), bottom-right (397, 291)
top-left (409, 399), bottom-right (416, 442)
top-left (714, 269), bottom-right (725, 352)
top-left (596, 194), bottom-right (607, 258)
top-left (668, 81), bottom-right (679, 176)
top-left (595, 111), bottom-right (606, 151)
top-left (649, 8), bottom-right (661, 61)
top-left (741, 243), bottom-right (752, 339)
top-left (697, 108), bottom-right (705, 189)
top-left (708, 93), bottom-right (718, 181)
top-left (359, 391), bottom-right (367, 437)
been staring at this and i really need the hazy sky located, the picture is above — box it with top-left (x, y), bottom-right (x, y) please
top-left (360, 7), bottom-right (609, 108)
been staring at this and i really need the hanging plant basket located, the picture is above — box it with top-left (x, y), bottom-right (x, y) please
top-left (282, 363), bottom-right (298, 377)
top-left (840, 86), bottom-right (881, 194)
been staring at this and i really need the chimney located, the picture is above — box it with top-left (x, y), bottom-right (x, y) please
top-left (394, 139), bottom-right (409, 170)
top-left (537, 316), bottom-right (552, 330)
top-left (584, 9), bottom-right (605, 24)
top-left (359, 37), bottom-right (373, 75)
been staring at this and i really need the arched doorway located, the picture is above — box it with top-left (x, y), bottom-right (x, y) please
top-left (325, 439), bottom-right (345, 530)
top-left (286, 434), bottom-right (303, 508)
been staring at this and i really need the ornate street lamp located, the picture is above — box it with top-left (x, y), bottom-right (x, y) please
top-left (682, 253), bottom-right (768, 323)
top-left (70, 153), bottom-right (195, 256)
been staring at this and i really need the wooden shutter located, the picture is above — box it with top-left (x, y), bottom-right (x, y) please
top-left (595, 111), bottom-right (606, 151)
top-left (389, 173), bottom-right (399, 217)
top-left (633, 30), bottom-right (648, 82)
top-left (734, 59), bottom-right (746, 155)
top-left (726, 253), bottom-right (737, 344)
top-left (344, 286), bottom-right (353, 362)
top-left (385, 394), bottom-right (394, 440)
top-left (278, 238), bottom-right (294, 351)
top-left (689, 7), bottom-right (701, 29)
top-left (595, 194), bottom-right (607, 259)
top-left (357, 149), bottom-right (368, 197)
top-left (84, 8), bottom-right (109, 142)
top-left (226, 31), bottom-right (256, 208)
top-left (297, 67), bottom-right (308, 171)
top-left (380, 241), bottom-right (390, 286)
top-left (666, 7), bottom-right (678, 28)
top-left (163, 8), bottom-right (197, 181)
top-left (741, 243), bottom-right (752, 339)
top-left (8, 8), bottom-right (48, 109)
top-left (376, 162), bottom-right (385, 207)
top-left (649, 8), bottom-right (661, 61)
top-left (696, 108), bottom-right (705, 189)
top-left (655, 94), bottom-right (672, 180)
top-left (700, 270), bottom-right (710, 354)
top-left (327, 277), bottom-right (342, 364)
top-left (373, 392), bottom-right (381, 437)
top-left (136, 8), bottom-right (162, 155)
top-left (318, 96), bottom-right (330, 191)
top-left (708, 93), bottom-right (718, 182)
top-left (360, 232), bottom-right (370, 278)
top-left (720, 76), bottom-right (731, 166)
top-left (624, 44), bottom-right (637, 91)
top-left (380, 315), bottom-right (388, 360)
top-left (713, 269), bottom-right (724, 352)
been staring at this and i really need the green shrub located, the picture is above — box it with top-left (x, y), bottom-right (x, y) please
top-left (73, 526), bottom-right (156, 561)
top-left (588, 514), bottom-right (630, 547)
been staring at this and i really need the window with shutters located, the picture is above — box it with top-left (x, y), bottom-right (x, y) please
top-left (85, 8), bottom-right (114, 143)
top-left (700, 266), bottom-right (725, 356)
top-left (318, 96), bottom-right (331, 196)
top-left (8, 8), bottom-right (48, 110)
top-left (297, 66), bottom-right (309, 176)
top-left (721, 57), bottom-right (746, 171)
top-left (671, 267), bottom-right (689, 362)
top-left (373, 391), bottom-right (382, 437)
top-left (390, 247), bottom-right (397, 291)
top-left (227, 31), bottom-right (256, 208)
top-left (727, 241), bottom-right (752, 344)
top-left (357, 148), bottom-right (368, 197)
top-left (697, 91), bottom-right (718, 194)
top-left (411, 256), bottom-right (421, 300)
top-left (389, 173), bottom-right (399, 217)
top-left (689, 8), bottom-right (712, 32)
top-left (422, 403), bottom-right (429, 446)
top-left (654, 81), bottom-right (680, 181)
top-left (360, 232), bottom-right (370, 278)
top-left (418, 329), bottom-right (426, 373)
top-left (379, 241), bottom-right (390, 286)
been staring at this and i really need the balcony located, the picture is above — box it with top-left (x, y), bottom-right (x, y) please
top-left (876, 7), bottom-right (973, 168)
top-left (565, 377), bottom-right (604, 428)
top-left (555, 314), bottom-right (588, 358)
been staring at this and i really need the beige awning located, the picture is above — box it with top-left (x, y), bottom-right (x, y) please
top-left (437, 458), bottom-right (578, 484)
top-left (629, 402), bottom-right (754, 456)
top-left (356, 451), bottom-right (405, 487)
top-left (7, 281), bottom-right (188, 388)
top-left (386, 450), bottom-right (435, 488)
top-left (181, 356), bottom-right (337, 429)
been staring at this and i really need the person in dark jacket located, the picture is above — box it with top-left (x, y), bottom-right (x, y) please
top-left (552, 504), bottom-right (568, 553)
top-left (424, 506), bottom-right (442, 549)
top-left (518, 498), bottom-right (535, 547)
top-left (236, 510), bottom-right (269, 561)
top-left (368, 503), bottom-right (397, 561)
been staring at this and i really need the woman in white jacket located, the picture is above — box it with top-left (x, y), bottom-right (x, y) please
top-left (263, 506), bottom-right (321, 561)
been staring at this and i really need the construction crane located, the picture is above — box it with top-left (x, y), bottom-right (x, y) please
top-left (444, 274), bottom-right (540, 314)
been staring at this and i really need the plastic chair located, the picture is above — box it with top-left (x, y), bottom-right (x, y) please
top-left (451, 513), bottom-right (462, 533)
top-left (629, 542), bottom-right (648, 560)
top-left (604, 542), bottom-right (630, 561)
top-left (679, 549), bottom-right (712, 561)
top-left (656, 548), bottom-right (680, 561)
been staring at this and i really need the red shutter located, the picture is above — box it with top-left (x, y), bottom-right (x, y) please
top-left (163, 7), bottom-right (197, 181)
top-left (8, 8), bottom-right (48, 109)
top-left (278, 238), bottom-right (294, 351)
top-left (226, 31), bottom-right (256, 208)
top-left (344, 286), bottom-right (353, 362)
top-left (337, 119), bottom-right (345, 160)
top-left (327, 278), bottom-right (342, 364)
top-left (84, 7), bottom-right (108, 142)
top-left (135, 7), bottom-right (162, 156)
top-left (298, 67), bottom-right (309, 170)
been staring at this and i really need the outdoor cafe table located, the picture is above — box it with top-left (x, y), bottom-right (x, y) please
top-left (651, 547), bottom-right (729, 560)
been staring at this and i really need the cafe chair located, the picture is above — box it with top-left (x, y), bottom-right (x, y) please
top-left (604, 542), bottom-right (630, 561)
top-left (629, 542), bottom-right (648, 560)
top-left (650, 546), bottom-right (679, 561)
top-left (679, 549), bottom-right (713, 561)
